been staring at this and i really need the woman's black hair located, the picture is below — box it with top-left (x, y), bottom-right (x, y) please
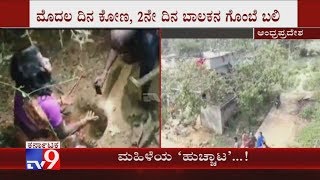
top-left (10, 45), bottom-right (52, 96)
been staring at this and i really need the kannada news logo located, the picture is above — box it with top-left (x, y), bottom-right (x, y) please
top-left (25, 141), bottom-right (60, 170)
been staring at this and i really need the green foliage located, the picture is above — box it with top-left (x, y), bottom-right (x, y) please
top-left (0, 42), bottom-right (13, 66)
top-left (310, 57), bottom-right (320, 72)
top-left (303, 41), bottom-right (320, 56)
top-left (0, 43), bottom-right (14, 113)
top-left (162, 39), bottom-right (320, 146)
top-left (163, 41), bottom-right (288, 125)
top-left (314, 91), bottom-right (320, 102)
top-left (162, 60), bottom-right (234, 123)
top-left (298, 102), bottom-right (320, 147)
top-left (0, 126), bottom-right (16, 147)
top-left (162, 39), bottom-right (254, 57)
top-left (297, 120), bottom-right (320, 147)
top-left (303, 72), bottom-right (320, 91)
top-left (301, 105), bottom-right (318, 120)
top-left (175, 40), bottom-right (203, 57)
top-left (234, 43), bottom-right (287, 119)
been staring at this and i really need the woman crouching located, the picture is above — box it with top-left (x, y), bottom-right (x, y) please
top-left (10, 46), bottom-right (97, 147)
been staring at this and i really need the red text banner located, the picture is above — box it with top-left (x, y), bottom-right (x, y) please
top-left (1, 148), bottom-right (320, 169)
top-left (298, 0), bottom-right (320, 27)
top-left (0, 0), bottom-right (29, 27)
top-left (254, 28), bottom-right (320, 39)
top-left (3, 170), bottom-right (320, 179)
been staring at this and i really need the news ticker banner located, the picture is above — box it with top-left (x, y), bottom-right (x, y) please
top-left (2, 171), bottom-right (320, 179)
top-left (2, 143), bottom-right (320, 170)
top-left (2, 0), bottom-right (320, 28)
top-left (162, 28), bottom-right (320, 39)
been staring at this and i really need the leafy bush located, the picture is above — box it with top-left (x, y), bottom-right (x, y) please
top-left (162, 60), bottom-right (234, 123)
top-left (163, 41), bottom-right (289, 125)
top-left (176, 40), bottom-right (203, 57)
top-left (303, 72), bottom-right (320, 91)
top-left (301, 106), bottom-right (317, 120)
top-left (298, 120), bottom-right (320, 147)
top-left (298, 103), bottom-right (320, 147)
top-left (0, 126), bottom-right (16, 147)
top-left (314, 91), bottom-right (320, 102)
top-left (162, 39), bottom-right (254, 58)
top-left (234, 43), bottom-right (287, 120)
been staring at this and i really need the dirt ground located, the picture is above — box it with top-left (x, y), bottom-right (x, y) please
top-left (0, 30), bottom-right (159, 147)
top-left (161, 114), bottom-right (233, 148)
top-left (255, 71), bottom-right (313, 148)
top-left (255, 92), bottom-right (311, 147)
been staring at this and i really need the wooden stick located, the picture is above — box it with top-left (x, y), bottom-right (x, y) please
top-left (129, 66), bottom-right (159, 88)
top-left (54, 86), bottom-right (65, 95)
top-left (67, 74), bottom-right (85, 96)
top-left (66, 67), bottom-right (96, 96)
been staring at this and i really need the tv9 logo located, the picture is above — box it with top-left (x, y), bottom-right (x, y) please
top-left (26, 141), bottom-right (60, 170)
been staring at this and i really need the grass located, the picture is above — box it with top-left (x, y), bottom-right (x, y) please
top-left (0, 125), bottom-right (16, 147)
top-left (287, 55), bottom-right (320, 147)
top-left (298, 103), bottom-right (320, 147)
top-left (297, 121), bottom-right (320, 147)
top-left (310, 59), bottom-right (320, 72)
top-left (301, 105), bottom-right (318, 120)
top-left (0, 68), bottom-right (14, 113)
top-left (212, 135), bottom-right (232, 147)
top-left (284, 59), bottom-right (308, 90)
top-left (285, 57), bottom-right (320, 92)
top-left (303, 72), bottom-right (320, 91)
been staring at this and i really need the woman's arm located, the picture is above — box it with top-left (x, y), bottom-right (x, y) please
top-left (39, 96), bottom-right (98, 140)
top-left (54, 111), bottom-right (98, 139)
